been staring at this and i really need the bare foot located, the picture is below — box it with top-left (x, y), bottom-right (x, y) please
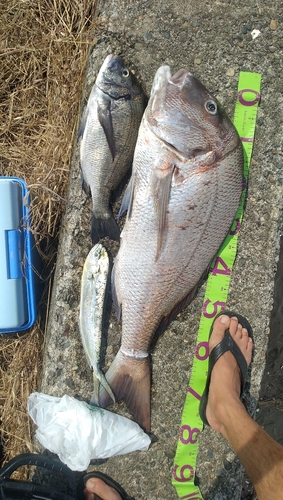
top-left (84, 478), bottom-right (122, 500)
top-left (205, 314), bottom-right (253, 437)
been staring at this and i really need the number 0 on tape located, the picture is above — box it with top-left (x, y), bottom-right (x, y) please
top-left (172, 72), bottom-right (262, 499)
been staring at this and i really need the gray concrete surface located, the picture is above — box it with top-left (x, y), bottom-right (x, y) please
top-left (38, 1), bottom-right (283, 498)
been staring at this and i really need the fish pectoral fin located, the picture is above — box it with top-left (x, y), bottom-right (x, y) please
top-left (151, 163), bottom-right (175, 258)
top-left (118, 174), bottom-right (135, 219)
top-left (99, 350), bottom-right (151, 432)
top-left (97, 101), bottom-right (116, 160)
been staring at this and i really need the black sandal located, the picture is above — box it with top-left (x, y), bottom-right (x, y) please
top-left (77, 471), bottom-right (134, 500)
top-left (199, 310), bottom-right (253, 426)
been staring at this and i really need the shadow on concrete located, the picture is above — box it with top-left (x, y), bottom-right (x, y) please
top-left (257, 235), bottom-right (283, 444)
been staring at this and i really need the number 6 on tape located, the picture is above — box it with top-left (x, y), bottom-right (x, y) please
top-left (172, 71), bottom-right (262, 500)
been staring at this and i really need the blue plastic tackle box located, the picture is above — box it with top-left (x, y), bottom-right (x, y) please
top-left (0, 176), bottom-right (38, 334)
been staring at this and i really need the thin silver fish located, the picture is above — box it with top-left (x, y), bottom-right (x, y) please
top-left (79, 54), bottom-right (146, 244)
top-left (100, 66), bottom-right (243, 430)
top-left (79, 244), bottom-right (115, 405)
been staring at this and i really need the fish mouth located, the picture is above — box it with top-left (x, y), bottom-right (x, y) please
top-left (150, 65), bottom-right (170, 95)
top-left (104, 54), bottom-right (122, 72)
top-left (169, 68), bottom-right (189, 88)
top-left (150, 66), bottom-right (203, 122)
top-left (99, 54), bottom-right (124, 82)
top-left (152, 66), bottom-right (192, 90)
top-left (169, 69), bottom-right (206, 99)
top-left (99, 53), bottom-right (115, 72)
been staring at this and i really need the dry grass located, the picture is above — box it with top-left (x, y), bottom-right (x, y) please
top-left (0, 0), bottom-right (97, 467)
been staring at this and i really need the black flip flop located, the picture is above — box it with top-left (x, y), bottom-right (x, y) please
top-left (199, 310), bottom-right (253, 426)
top-left (77, 471), bottom-right (135, 500)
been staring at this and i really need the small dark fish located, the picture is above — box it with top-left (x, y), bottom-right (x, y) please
top-left (100, 66), bottom-right (244, 431)
top-left (79, 54), bottom-right (146, 243)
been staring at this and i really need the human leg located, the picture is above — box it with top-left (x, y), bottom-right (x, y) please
top-left (201, 313), bottom-right (283, 499)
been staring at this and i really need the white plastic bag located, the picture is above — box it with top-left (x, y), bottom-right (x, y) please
top-left (27, 392), bottom-right (151, 471)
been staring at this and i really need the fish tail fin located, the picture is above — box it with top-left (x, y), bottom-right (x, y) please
top-left (99, 350), bottom-right (151, 431)
top-left (91, 213), bottom-right (120, 244)
top-left (89, 373), bottom-right (100, 406)
top-left (90, 368), bottom-right (116, 406)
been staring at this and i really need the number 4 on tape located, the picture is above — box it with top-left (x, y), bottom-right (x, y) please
top-left (172, 71), bottom-right (261, 500)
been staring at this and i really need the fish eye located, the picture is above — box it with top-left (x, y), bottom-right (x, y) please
top-left (122, 68), bottom-right (130, 78)
top-left (205, 99), bottom-right (217, 115)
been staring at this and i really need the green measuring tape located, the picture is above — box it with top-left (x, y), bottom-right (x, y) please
top-left (172, 72), bottom-right (262, 499)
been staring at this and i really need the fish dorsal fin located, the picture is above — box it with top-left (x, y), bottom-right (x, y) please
top-left (97, 100), bottom-right (116, 160)
top-left (152, 162), bottom-right (175, 258)
top-left (118, 174), bottom-right (135, 219)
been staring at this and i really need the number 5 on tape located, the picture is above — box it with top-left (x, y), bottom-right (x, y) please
top-left (172, 71), bottom-right (262, 500)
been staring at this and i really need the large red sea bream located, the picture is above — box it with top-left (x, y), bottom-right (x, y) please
top-left (100, 65), bottom-right (244, 431)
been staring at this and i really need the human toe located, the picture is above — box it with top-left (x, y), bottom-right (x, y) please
top-left (241, 326), bottom-right (249, 338)
top-left (209, 313), bottom-right (231, 349)
top-left (228, 320), bottom-right (253, 365)
top-left (84, 478), bottom-right (122, 500)
top-left (228, 316), bottom-right (242, 339)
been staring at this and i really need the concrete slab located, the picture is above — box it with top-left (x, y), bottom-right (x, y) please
top-left (39, 1), bottom-right (283, 498)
